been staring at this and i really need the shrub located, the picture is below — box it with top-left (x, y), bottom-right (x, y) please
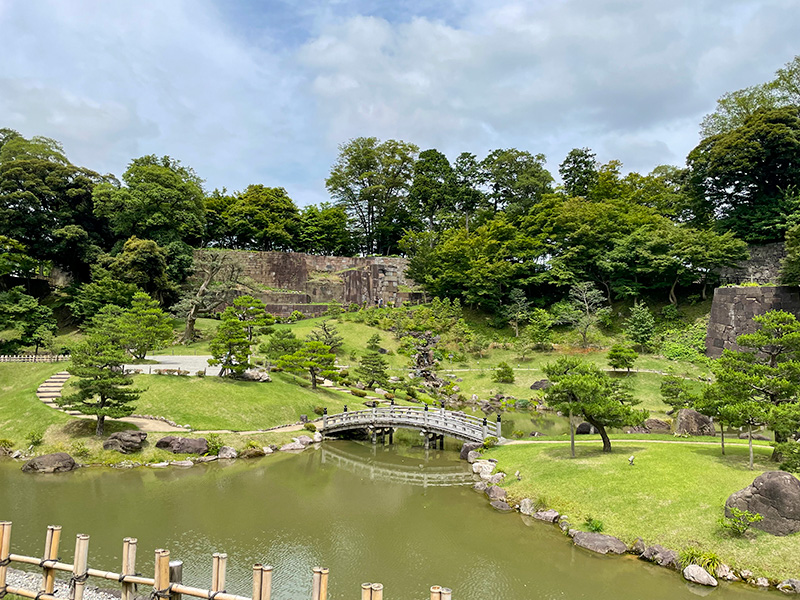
top-left (70, 441), bottom-right (90, 459)
top-left (405, 387), bottom-right (417, 399)
top-left (350, 389), bottom-right (367, 397)
top-left (288, 310), bottom-right (305, 323)
top-left (312, 406), bottom-right (325, 416)
top-left (583, 516), bottom-right (604, 533)
top-left (493, 362), bottom-right (515, 384)
top-left (482, 436), bottom-right (498, 449)
top-left (512, 430), bottom-right (525, 439)
top-left (516, 398), bottom-right (531, 410)
top-left (245, 439), bottom-right (262, 450)
top-left (679, 546), bottom-right (721, 572)
top-left (0, 439), bottom-right (13, 450)
top-left (348, 303), bottom-right (361, 312)
top-left (196, 370), bottom-right (206, 377)
top-left (304, 422), bottom-right (317, 432)
top-left (26, 429), bottom-right (44, 447)
top-left (384, 393), bottom-right (395, 400)
top-left (719, 506), bottom-right (763, 535)
top-left (777, 440), bottom-right (800, 473)
top-left (206, 433), bottom-right (223, 456)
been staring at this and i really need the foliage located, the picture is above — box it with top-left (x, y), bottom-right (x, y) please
top-left (625, 302), bottom-right (655, 351)
top-left (259, 329), bottom-right (302, 365)
top-left (776, 440), bottom-right (800, 473)
top-left (493, 362), bottom-right (515, 384)
top-left (366, 333), bottom-right (382, 352)
top-left (307, 320), bottom-right (344, 354)
top-left (0, 286), bottom-right (57, 354)
top-left (208, 310), bottom-right (252, 377)
top-left (719, 507), bottom-right (763, 536)
top-left (26, 429), bottom-right (44, 447)
top-left (277, 341), bottom-right (338, 390)
top-left (105, 236), bottom-right (177, 304)
top-left (116, 292), bottom-right (173, 359)
top-left (482, 436), bottom-right (498, 449)
top-left (68, 267), bottom-right (139, 323)
top-left (350, 388), bottom-right (367, 397)
top-left (58, 335), bottom-right (140, 436)
top-left (583, 516), bottom-right (604, 533)
top-left (607, 344), bottom-right (638, 373)
top-left (515, 309), bottom-right (554, 359)
top-left (503, 288), bottom-right (532, 337)
top-left (230, 295), bottom-right (274, 341)
top-left (303, 422), bottom-right (317, 432)
top-left (355, 351), bottom-right (389, 388)
top-left (679, 546), bottom-right (721, 572)
top-left (205, 433), bottom-right (224, 456)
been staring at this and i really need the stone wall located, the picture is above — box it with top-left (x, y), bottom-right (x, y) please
top-left (210, 250), bottom-right (417, 317)
top-left (705, 286), bottom-right (800, 358)
top-left (718, 242), bottom-right (785, 285)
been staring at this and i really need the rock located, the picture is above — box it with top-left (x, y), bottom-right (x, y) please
top-left (533, 509), bottom-right (560, 523)
top-left (472, 481), bottom-right (488, 493)
top-left (726, 471), bottom-right (800, 536)
top-left (490, 500), bottom-right (513, 512)
top-left (568, 529), bottom-right (578, 538)
top-left (155, 436), bottom-right (209, 455)
top-left (519, 498), bottom-right (534, 516)
top-left (239, 447), bottom-right (266, 459)
top-left (313, 432), bottom-right (323, 443)
top-left (21, 453), bottom-right (77, 474)
top-left (11, 450), bottom-right (22, 459)
top-left (738, 431), bottom-right (770, 441)
top-left (777, 579), bottom-right (800, 593)
top-left (529, 431), bottom-right (542, 437)
top-left (355, 383), bottom-right (365, 390)
top-left (300, 414), bottom-right (308, 423)
top-left (755, 577), bottom-right (770, 587)
top-left (218, 446), bottom-right (238, 459)
top-left (485, 485), bottom-right (507, 501)
top-left (460, 442), bottom-right (482, 460)
top-left (241, 370), bottom-right (271, 382)
top-left (194, 456), bottom-right (218, 463)
top-left (572, 532), bottom-right (627, 555)
top-left (375, 388), bottom-right (388, 396)
top-left (470, 394), bottom-right (479, 402)
top-left (559, 520), bottom-right (571, 533)
top-left (575, 422), bottom-right (594, 435)
top-left (644, 418), bottom-right (671, 433)
top-left (170, 460), bottom-right (193, 467)
top-left (739, 570), bottom-right (754, 581)
top-left (378, 347), bottom-right (388, 354)
top-left (640, 545), bottom-right (680, 570)
top-left (467, 450), bottom-right (481, 463)
top-left (628, 538), bottom-right (645, 555)
top-left (103, 431), bottom-right (147, 454)
top-left (487, 473), bottom-right (505, 485)
top-left (263, 446), bottom-right (274, 454)
top-left (675, 409), bottom-right (716, 436)
top-left (683, 565), bottom-right (718, 587)
top-left (472, 461), bottom-right (495, 478)
top-left (149, 462), bottom-right (169, 468)
top-left (294, 435), bottom-right (314, 447)
top-left (715, 564), bottom-right (739, 582)
top-left (530, 379), bottom-right (551, 390)
top-left (280, 441), bottom-right (306, 451)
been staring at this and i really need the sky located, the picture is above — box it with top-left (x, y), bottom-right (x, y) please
top-left (1, 0), bottom-right (797, 206)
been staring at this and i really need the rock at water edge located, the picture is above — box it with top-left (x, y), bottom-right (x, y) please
top-left (683, 565), bottom-right (718, 587)
top-left (572, 532), bottom-right (627, 555)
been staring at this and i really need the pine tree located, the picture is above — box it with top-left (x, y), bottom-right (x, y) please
top-left (607, 344), bottom-right (638, 373)
top-left (355, 352), bottom-right (389, 388)
top-left (277, 341), bottom-right (337, 389)
top-left (307, 320), bottom-right (344, 354)
top-left (57, 336), bottom-right (140, 436)
top-left (366, 333), bottom-right (382, 352)
top-left (208, 311), bottom-right (251, 377)
top-left (117, 292), bottom-right (173, 360)
top-left (625, 302), bottom-right (655, 352)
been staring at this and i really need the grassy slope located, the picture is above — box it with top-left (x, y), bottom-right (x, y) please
top-left (488, 441), bottom-right (799, 580)
top-left (0, 363), bottom-right (69, 444)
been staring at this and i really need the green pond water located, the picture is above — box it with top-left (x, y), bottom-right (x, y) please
top-left (0, 442), bottom-right (773, 600)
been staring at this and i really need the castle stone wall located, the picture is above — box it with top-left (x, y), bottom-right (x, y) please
top-left (705, 286), bottom-right (800, 358)
top-left (718, 242), bottom-right (785, 285)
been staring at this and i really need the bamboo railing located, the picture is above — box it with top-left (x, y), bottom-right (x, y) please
top-left (0, 522), bottom-right (452, 600)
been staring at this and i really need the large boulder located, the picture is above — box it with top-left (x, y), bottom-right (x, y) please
top-left (640, 545), bottom-right (680, 570)
top-left (490, 500), bottom-right (513, 512)
top-left (737, 431), bottom-right (770, 441)
top-left (683, 565), bottom-right (718, 587)
top-left (675, 409), bottom-right (715, 436)
top-left (575, 422), bottom-right (595, 435)
top-left (460, 442), bottom-right (482, 460)
top-left (725, 471), bottom-right (800, 536)
top-left (533, 509), bottom-right (560, 523)
top-left (572, 532), bottom-right (627, 555)
top-left (155, 436), bottom-right (208, 455)
top-left (485, 485), bottom-right (507, 501)
top-left (644, 418), bottom-right (671, 433)
top-left (103, 431), bottom-right (147, 454)
top-left (22, 453), bottom-right (77, 474)
top-left (777, 579), bottom-right (800, 593)
top-left (218, 446), bottom-right (238, 459)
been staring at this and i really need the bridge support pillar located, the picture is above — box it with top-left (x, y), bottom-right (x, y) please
top-left (438, 435), bottom-right (444, 450)
top-left (371, 429), bottom-right (377, 445)
top-left (388, 429), bottom-right (394, 445)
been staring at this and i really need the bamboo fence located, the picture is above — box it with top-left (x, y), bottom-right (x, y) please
top-left (0, 522), bottom-right (452, 600)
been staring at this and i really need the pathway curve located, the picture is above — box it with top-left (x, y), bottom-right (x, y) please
top-left (35, 371), bottom-right (186, 433)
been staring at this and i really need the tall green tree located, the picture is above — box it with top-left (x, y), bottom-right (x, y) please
top-left (544, 357), bottom-right (647, 455)
top-left (277, 341), bottom-right (337, 390)
top-left (503, 288), bottom-right (532, 337)
top-left (116, 292), bottom-right (173, 360)
top-left (481, 148), bottom-right (553, 216)
top-left (559, 147), bottom-right (599, 198)
top-left (307, 320), bottom-right (344, 354)
top-left (258, 329), bottom-right (302, 370)
top-left (355, 352), bottom-right (389, 389)
top-left (208, 310), bottom-right (251, 377)
top-left (58, 335), bottom-right (140, 436)
top-left (0, 286), bottom-right (56, 354)
top-left (105, 236), bottom-right (177, 305)
top-left (230, 295), bottom-right (274, 341)
top-left (223, 185), bottom-right (299, 250)
top-left (409, 149), bottom-right (456, 231)
top-left (625, 302), bottom-right (655, 352)
top-left (295, 203), bottom-right (355, 255)
top-left (68, 266), bottom-right (139, 323)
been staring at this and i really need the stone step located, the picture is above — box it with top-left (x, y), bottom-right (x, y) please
top-left (37, 394), bottom-right (61, 399)
top-left (40, 384), bottom-right (65, 389)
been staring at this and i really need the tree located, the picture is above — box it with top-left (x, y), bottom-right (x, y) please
top-left (116, 292), bottom-right (173, 360)
top-left (93, 154), bottom-right (206, 247)
top-left (223, 185), bottom-right (299, 250)
top-left (409, 149), bottom-right (456, 231)
top-left (544, 357), bottom-right (647, 455)
top-left (481, 148), bottom-right (553, 216)
top-left (607, 344), bottom-right (638, 373)
top-left (277, 341), bottom-right (337, 390)
top-left (208, 310), bottom-right (251, 377)
top-left (326, 137), bottom-right (418, 254)
top-left (230, 295), bottom-right (274, 341)
top-left (258, 329), bottom-right (302, 369)
top-left (568, 282), bottom-right (610, 348)
top-left (355, 352), bottom-right (389, 389)
top-left (0, 286), bottom-right (56, 354)
top-left (625, 302), bottom-right (655, 351)
top-left (516, 309), bottom-right (554, 358)
top-left (296, 203), bottom-right (355, 256)
top-left (57, 335), bottom-right (140, 436)
top-left (172, 250), bottom-right (247, 343)
top-left (451, 152), bottom-right (487, 232)
top-left (503, 288), bottom-right (532, 337)
top-left (559, 147), bottom-right (599, 198)
top-left (0, 236), bottom-right (35, 285)
top-left (493, 362), bottom-right (515, 384)
top-left (105, 236), bottom-right (176, 305)
top-left (366, 333), bottom-right (382, 352)
top-left (307, 320), bottom-right (344, 354)
top-left (68, 267), bottom-right (139, 323)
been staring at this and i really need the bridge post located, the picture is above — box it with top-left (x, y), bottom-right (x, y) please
top-left (388, 428), bottom-right (393, 444)
top-left (482, 417), bottom-right (487, 439)
top-left (322, 407), bottom-right (327, 429)
top-left (496, 414), bottom-right (502, 437)
top-left (343, 405), bottom-right (348, 412)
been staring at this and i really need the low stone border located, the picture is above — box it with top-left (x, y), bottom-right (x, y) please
top-left (461, 443), bottom-right (800, 594)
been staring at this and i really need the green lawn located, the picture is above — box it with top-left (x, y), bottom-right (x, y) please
top-left (0, 363), bottom-right (69, 444)
top-left (487, 441), bottom-right (800, 581)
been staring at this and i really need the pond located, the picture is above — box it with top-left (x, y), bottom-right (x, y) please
top-left (0, 442), bottom-right (771, 600)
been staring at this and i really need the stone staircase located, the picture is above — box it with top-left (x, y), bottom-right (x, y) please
top-left (35, 371), bottom-right (84, 416)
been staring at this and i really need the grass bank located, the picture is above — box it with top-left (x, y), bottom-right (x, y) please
top-left (486, 440), bottom-right (799, 581)
top-left (0, 363), bottom-right (69, 445)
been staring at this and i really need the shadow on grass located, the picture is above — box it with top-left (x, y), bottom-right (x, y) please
top-left (691, 444), bottom-right (777, 472)
top-left (541, 444), bottom-right (649, 460)
top-left (60, 419), bottom-right (137, 438)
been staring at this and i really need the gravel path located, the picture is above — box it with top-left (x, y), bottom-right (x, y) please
top-left (124, 355), bottom-right (221, 376)
top-left (6, 567), bottom-right (121, 600)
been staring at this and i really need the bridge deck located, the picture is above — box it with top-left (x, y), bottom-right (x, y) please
top-left (321, 406), bottom-right (500, 443)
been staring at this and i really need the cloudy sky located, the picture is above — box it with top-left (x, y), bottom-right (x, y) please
top-left (1, 0), bottom-right (797, 205)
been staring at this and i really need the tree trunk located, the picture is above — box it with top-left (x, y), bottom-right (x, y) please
top-left (181, 301), bottom-right (200, 344)
top-left (569, 407), bottom-right (575, 458)
top-left (96, 415), bottom-right (106, 437)
top-left (586, 417), bottom-right (611, 452)
top-left (669, 277), bottom-right (679, 306)
top-left (720, 421), bottom-right (725, 455)
top-left (310, 368), bottom-right (317, 389)
top-left (748, 424), bottom-right (754, 470)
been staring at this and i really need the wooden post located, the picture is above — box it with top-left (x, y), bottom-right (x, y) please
top-left (319, 567), bottom-right (328, 600)
top-left (70, 534), bottom-right (90, 600)
top-left (252, 564), bottom-right (263, 600)
top-left (154, 549), bottom-right (170, 600)
top-left (261, 566), bottom-right (273, 600)
top-left (430, 585), bottom-right (442, 600)
top-left (370, 583), bottom-right (383, 600)
top-left (440, 588), bottom-right (452, 600)
top-left (212, 553), bottom-right (227, 592)
top-left (42, 525), bottom-right (62, 594)
top-left (361, 583), bottom-right (372, 600)
top-left (311, 567), bottom-right (322, 600)
top-left (121, 538), bottom-right (137, 600)
top-left (169, 560), bottom-right (183, 600)
top-left (0, 521), bottom-right (11, 597)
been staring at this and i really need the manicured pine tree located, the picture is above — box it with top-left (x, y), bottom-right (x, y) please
top-left (355, 352), bottom-right (389, 388)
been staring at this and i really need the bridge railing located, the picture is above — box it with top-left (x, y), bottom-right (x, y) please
top-left (322, 406), bottom-right (501, 440)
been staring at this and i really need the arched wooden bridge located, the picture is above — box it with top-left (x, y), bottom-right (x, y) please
top-left (321, 405), bottom-right (501, 444)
